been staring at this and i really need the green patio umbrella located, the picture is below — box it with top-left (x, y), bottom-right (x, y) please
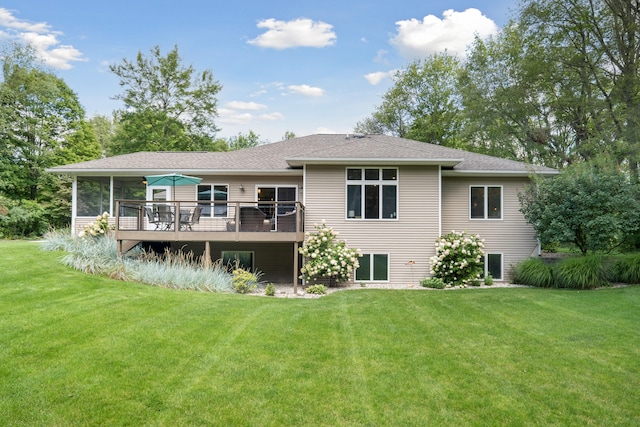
top-left (144, 173), bottom-right (203, 199)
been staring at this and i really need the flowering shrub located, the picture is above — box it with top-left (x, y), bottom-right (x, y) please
top-left (79, 212), bottom-right (112, 239)
top-left (232, 268), bottom-right (260, 294)
top-left (430, 230), bottom-right (484, 287)
top-left (305, 284), bottom-right (327, 295)
top-left (299, 221), bottom-right (361, 286)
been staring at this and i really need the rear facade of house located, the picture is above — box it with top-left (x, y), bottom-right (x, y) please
top-left (49, 134), bottom-right (557, 285)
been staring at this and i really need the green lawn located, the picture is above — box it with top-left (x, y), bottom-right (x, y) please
top-left (1, 241), bottom-right (639, 426)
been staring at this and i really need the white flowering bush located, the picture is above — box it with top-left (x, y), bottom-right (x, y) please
top-left (79, 212), bottom-right (113, 239)
top-left (299, 221), bottom-right (361, 286)
top-left (430, 230), bottom-right (484, 287)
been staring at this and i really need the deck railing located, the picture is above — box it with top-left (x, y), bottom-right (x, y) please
top-left (115, 200), bottom-right (305, 235)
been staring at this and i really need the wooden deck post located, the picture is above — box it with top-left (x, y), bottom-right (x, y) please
top-left (293, 241), bottom-right (299, 294)
top-left (203, 241), bottom-right (211, 267)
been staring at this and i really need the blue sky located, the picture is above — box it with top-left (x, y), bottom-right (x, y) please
top-left (0, 1), bottom-right (516, 142)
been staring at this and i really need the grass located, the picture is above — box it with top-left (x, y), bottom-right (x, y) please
top-left (2, 240), bottom-right (640, 426)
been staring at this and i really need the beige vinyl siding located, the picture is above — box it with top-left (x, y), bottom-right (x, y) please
top-left (441, 176), bottom-right (538, 280)
top-left (172, 175), bottom-right (303, 203)
top-left (304, 165), bottom-right (440, 285)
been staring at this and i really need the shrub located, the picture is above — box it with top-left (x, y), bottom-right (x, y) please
top-left (299, 221), bottom-right (360, 286)
top-left (420, 277), bottom-right (446, 289)
top-left (430, 231), bottom-right (484, 287)
top-left (484, 273), bottom-right (494, 286)
top-left (79, 212), bottom-right (112, 239)
top-left (305, 284), bottom-right (327, 295)
top-left (608, 254), bottom-right (640, 284)
top-left (0, 199), bottom-right (48, 238)
top-left (512, 258), bottom-right (554, 287)
top-left (43, 233), bottom-right (234, 292)
top-left (265, 283), bottom-right (276, 296)
top-left (232, 269), bottom-right (260, 294)
top-left (555, 255), bottom-right (606, 289)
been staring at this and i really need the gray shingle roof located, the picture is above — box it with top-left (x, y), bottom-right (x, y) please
top-left (48, 134), bottom-right (558, 176)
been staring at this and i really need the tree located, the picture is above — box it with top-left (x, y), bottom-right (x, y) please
top-left (281, 131), bottom-right (296, 140)
top-left (88, 114), bottom-right (118, 155)
top-left (109, 45), bottom-right (222, 154)
top-left (0, 42), bottom-right (100, 230)
top-left (227, 130), bottom-right (261, 150)
top-left (518, 162), bottom-right (640, 254)
top-left (521, 0), bottom-right (640, 178)
top-left (356, 54), bottom-right (466, 148)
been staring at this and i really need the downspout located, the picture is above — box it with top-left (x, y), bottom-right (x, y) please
top-left (71, 176), bottom-right (77, 235)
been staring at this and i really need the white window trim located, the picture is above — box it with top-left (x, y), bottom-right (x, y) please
top-left (356, 253), bottom-right (390, 282)
top-left (469, 185), bottom-right (503, 220)
top-left (345, 167), bottom-right (399, 220)
top-left (197, 183), bottom-right (230, 218)
top-left (485, 253), bottom-right (504, 281)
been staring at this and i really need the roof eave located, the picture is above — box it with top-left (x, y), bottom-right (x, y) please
top-left (46, 168), bottom-right (303, 177)
top-left (442, 169), bottom-right (560, 177)
top-left (285, 158), bottom-right (463, 167)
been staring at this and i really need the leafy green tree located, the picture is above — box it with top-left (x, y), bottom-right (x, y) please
top-left (519, 162), bottom-right (640, 254)
top-left (0, 42), bottom-right (100, 230)
top-left (88, 114), bottom-right (118, 155)
top-left (282, 131), bottom-right (296, 140)
top-left (521, 0), bottom-right (640, 178)
top-left (227, 130), bottom-right (262, 150)
top-left (356, 54), bottom-right (466, 148)
top-left (109, 45), bottom-right (222, 155)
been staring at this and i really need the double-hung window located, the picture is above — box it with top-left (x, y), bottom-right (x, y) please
top-left (197, 184), bottom-right (228, 217)
top-left (347, 168), bottom-right (397, 219)
top-left (470, 186), bottom-right (502, 219)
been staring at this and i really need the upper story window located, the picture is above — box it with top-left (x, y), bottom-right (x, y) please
top-left (346, 168), bottom-right (398, 219)
top-left (198, 184), bottom-right (228, 217)
top-left (470, 186), bottom-right (502, 219)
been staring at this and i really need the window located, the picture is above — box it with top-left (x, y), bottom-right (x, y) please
top-left (347, 168), bottom-right (397, 219)
top-left (470, 186), bottom-right (502, 219)
top-left (483, 253), bottom-right (503, 280)
top-left (356, 254), bottom-right (389, 281)
top-left (221, 251), bottom-right (254, 271)
top-left (198, 184), bottom-right (228, 217)
top-left (257, 186), bottom-right (297, 218)
top-left (77, 177), bottom-right (110, 216)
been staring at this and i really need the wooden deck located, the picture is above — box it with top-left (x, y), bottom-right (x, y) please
top-left (114, 200), bottom-right (305, 251)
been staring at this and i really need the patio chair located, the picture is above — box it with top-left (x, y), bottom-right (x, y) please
top-left (180, 206), bottom-right (203, 231)
top-left (156, 204), bottom-right (174, 230)
top-left (276, 210), bottom-right (297, 232)
top-left (241, 206), bottom-right (272, 232)
top-left (144, 206), bottom-right (161, 230)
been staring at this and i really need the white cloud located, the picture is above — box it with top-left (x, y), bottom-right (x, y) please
top-left (247, 18), bottom-right (336, 49)
top-left (0, 8), bottom-right (52, 33)
top-left (0, 8), bottom-right (85, 69)
top-left (364, 70), bottom-right (397, 85)
top-left (391, 8), bottom-right (498, 58)
top-left (288, 84), bottom-right (324, 97)
top-left (218, 109), bottom-right (254, 126)
top-left (226, 101), bottom-right (267, 111)
top-left (259, 112), bottom-right (284, 121)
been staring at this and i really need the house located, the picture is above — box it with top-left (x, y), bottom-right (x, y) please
top-left (48, 133), bottom-right (557, 286)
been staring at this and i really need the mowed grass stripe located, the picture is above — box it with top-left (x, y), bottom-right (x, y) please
top-left (1, 240), bottom-right (639, 426)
